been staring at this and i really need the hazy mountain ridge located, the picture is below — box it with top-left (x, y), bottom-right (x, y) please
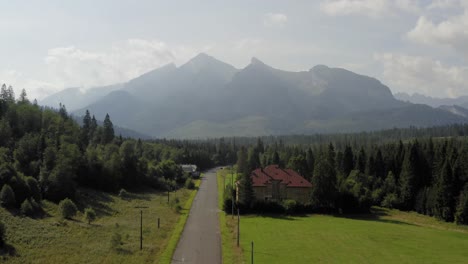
top-left (41, 53), bottom-right (468, 138)
top-left (395, 92), bottom-right (468, 108)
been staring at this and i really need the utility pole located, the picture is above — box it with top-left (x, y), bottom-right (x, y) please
top-left (251, 241), bottom-right (254, 264)
top-left (134, 206), bottom-right (149, 250)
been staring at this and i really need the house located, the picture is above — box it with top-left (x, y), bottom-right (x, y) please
top-left (249, 165), bottom-right (312, 204)
top-left (181, 164), bottom-right (200, 178)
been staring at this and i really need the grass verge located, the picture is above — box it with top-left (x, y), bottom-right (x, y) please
top-left (217, 169), bottom-right (244, 264)
top-left (0, 185), bottom-right (198, 264)
top-left (158, 177), bottom-right (202, 264)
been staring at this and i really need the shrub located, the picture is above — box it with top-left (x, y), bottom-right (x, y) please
top-left (0, 184), bottom-right (16, 208)
top-left (0, 221), bottom-right (5, 247)
top-left (58, 198), bottom-right (77, 219)
top-left (381, 193), bottom-right (400, 209)
top-left (84, 208), bottom-right (96, 224)
top-left (110, 232), bottom-right (123, 250)
top-left (184, 178), bottom-right (195, 189)
top-left (282, 199), bottom-right (298, 214)
top-left (20, 199), bottom-right (34, 217)
top-left (25, 176), bottom-right (41, 201)
top-left (118, 189), bottom-right (129, 199)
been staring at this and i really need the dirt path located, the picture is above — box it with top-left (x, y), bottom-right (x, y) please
top-left (171, 168), bottom-right (222, 263)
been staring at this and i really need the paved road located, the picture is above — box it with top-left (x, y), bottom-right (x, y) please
top-left (172, 168), bottom-right (222, 263)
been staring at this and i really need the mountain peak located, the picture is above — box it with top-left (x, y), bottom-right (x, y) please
top-left (181, 53), bottom-right (236, 73)
top-left (250, 57), bottom-right (265, 65)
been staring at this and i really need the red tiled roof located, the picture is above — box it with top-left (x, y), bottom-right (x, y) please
top-left (250, 165), bottom-right (312, 188)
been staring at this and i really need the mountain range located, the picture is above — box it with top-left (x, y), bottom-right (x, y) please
top-left (40, 53), bottom-right (468, 138)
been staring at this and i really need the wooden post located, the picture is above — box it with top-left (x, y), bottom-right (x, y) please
top-left (251, 241), bottom-right (254, 264)
top-left (237, 208), bottom-right (240, 247)
top-left (140, 210), bottom-right (143, 250)
top-left (134, 206), bottom-right (149, 251)
top-left (167, 189), bottom-right (170, 203)
top-left (158, 217), bottom-right (160, 229)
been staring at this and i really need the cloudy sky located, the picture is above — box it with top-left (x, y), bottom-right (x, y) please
top-left (1, 0), bottom-right (467, 99)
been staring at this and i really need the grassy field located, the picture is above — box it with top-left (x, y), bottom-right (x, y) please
top-left (239, 212), bottom-right (468, 263)
top-left (217, 169), bottom-right (468, 264)
top-left (0, 183), bottom-right (199, 264)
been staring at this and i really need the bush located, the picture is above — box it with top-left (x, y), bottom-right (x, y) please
top-left (25, 176), bottom-right (41, 201)
top-left (282, 199), bottom-right (298, 214)
top-left (381, 193), bottom-right (400, 209)
top-left (84, 208), bottom-right (96, 224)
top-left (0, 221), bottom-right (5, 247)
top-left (184, 178), bottom-right (195, 189)
top-left (0, 184), bottom-right (16, 208)
top-left (58, 198), bottom-right (77, 219)
top-left (110, 232), bottom-right (123, 250)
top-left (20, 199), bottom-right (34, 217)
top-left (118, 189), bottom-right (129, 199)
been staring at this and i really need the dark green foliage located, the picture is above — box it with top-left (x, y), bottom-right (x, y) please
top-left (434, 161), bottom-right (455, 221)
top-left (311, 158), bottom-right (337, 209)
top-left (184, 178), bottom-right (195, 189)
top-left (102, 113), bottom-right (114, 144)
top-left (84, 208), bottom-right (96, 224)
top-left (25, 176), bottom-right (41, 201)
top-left (0, 184), bottom-right (15, 208)
top-left (455, 186), bottom-right (468, 224)
top-left (238, 171), bottom-right (255, 208)
top-left (0, 221), bottom-right (5, 247)
top-left (58, 198), bottom-right (77, 219)
top-left (20, 199), bottom-right (34, 217)
top-left (399, 146), bottom-right (418, 210)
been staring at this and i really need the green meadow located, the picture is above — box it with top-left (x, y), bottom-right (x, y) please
top-left (0, 183), bottom-right (199, 264)
top-left (217, 169), bottom-right (468, 264)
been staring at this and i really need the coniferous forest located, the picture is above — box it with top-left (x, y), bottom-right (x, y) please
top-left (1, 85), bottom-right (468, 226)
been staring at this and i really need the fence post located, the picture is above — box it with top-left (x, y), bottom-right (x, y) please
top-left (251, 241), bottom-right (254, 264)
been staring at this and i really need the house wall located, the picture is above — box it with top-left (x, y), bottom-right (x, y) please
top-left (285, 187), bottom-right (312, 204)
top-left (253, 185), bottom-right (311, 204)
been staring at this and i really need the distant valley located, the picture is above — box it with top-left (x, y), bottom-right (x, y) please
top-left (40, 53), bottom-right (468, 138)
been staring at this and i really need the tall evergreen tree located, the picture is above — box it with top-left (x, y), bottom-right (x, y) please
top-left (434, 160), bottom-right (455, 221)
top-left (311, 157), bottom-right (337, 209)
top-left (356, 147), bottom-right (366, 173)
top-left (342, 145), bottom-right (354, 177)
top-left (399, 145), bottom-right (418, 210)
top-left (102, 113), bottom-right (114, 144)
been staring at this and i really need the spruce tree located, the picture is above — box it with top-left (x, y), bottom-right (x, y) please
top-left (311, 157), bottom-right (337, 209)
top-left (102, 114), bottom-right (114, 144)
top-left (342, 145), bottom-right (354, 177)
top-left (434, 160), bottom-right (455, 221)
top-left (399, 146), bottom-right (417, 210)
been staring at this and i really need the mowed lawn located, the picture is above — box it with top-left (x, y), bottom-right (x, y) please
top-left (239, 211), bottom-right (468, 264)
top-left (0, 185), bottom-right (197, 264)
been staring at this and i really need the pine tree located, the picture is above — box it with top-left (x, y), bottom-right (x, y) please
top-left (399, 146), bottom-right (417, 210)
top-left (434, 160), bottom-right (455, 221)
top-left (342, 145), bottom-right (354, 177)
top-left (311, 157), bottom-right (337, 209)
top-left (356, 147), bottom-right (366, 173)
top-left (102, 113), bottom-right (114, 144)
top-left (236, 146), bottom-right (249, 177)
top-left (455, 185), bottom-right (468, 225)
top-left (19, 89), bottom-right (29, 103)
top-left (238, 169), bottom-right (255, 208)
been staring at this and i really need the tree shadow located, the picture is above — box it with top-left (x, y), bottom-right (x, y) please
top-left (255, 214), bottom-right (297, 221)
top-left (76, 189), bottom-right (116, 216)
top-left (0, 243), bottom-right (18, 257)
top-left (334, 208), bottom-right (419, 227)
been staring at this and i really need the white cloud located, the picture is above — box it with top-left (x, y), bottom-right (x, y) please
top-left (44, 39), bottom-right (197, 91)
top-left (320, 0), bottom-right (420, 17)
top-left (1, 39), bottom-right (198, 100)
top-left (374, 53), bottom-right (468, 97)
top-left (407, 10), bottom-right (468, 57)
top-left (263, 13), bottom-right (288, 27)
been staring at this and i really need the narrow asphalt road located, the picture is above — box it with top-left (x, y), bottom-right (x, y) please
top-left (172, 168), bottom-right (222, 264)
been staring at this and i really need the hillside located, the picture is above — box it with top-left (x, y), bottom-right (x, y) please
top-left (39, 53), bottom-right (468, 138)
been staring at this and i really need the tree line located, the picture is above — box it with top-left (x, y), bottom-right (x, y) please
top-left (0, 86), bottom-right (213, 216)
top-left (233, 136), bottom-right (468, 224)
